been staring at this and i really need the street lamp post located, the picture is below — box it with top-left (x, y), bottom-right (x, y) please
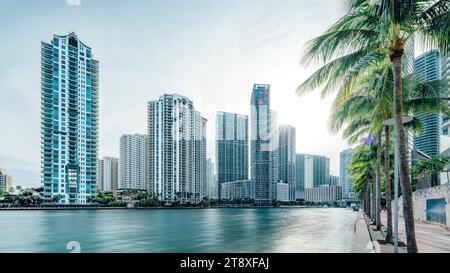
top-left (383, 116), bottom-right (413, 254)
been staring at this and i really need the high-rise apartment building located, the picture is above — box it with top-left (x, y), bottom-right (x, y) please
top-left (296, 153), bottom-right (330, 190)
top-left (278, 125), bottom-right (296, 200)
top-left (296, 154), bottom-right (305, 193)
top-left (216, 111), bottom-right (248, 198)
top-left (41, 33), bottom-right (99, 204)
top-left (119, 134), bottom-right (147, 190)
top-left (414, 50), bottom-right (441, 159)
top-left (0, 168), bottom-right (12, 193)
top-left (340, 148), bottom-right (354, 199)
top-left (440, 55), bottom-right (450, 136)
top-left (147, 94), bottom-right (207, 204)
top-left (206, 158), bottom-right (217, 199)
top-left (312, 155), bottom-right (330, 187)
top-left (97, 157), bottom-right (118, 193)
top-left (250, 84), bottom-right (277, 203)
top-left (326, 175), bottom-right (339, 186)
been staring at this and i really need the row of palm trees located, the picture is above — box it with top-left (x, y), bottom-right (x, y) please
top-left (296, 0), bottom-right (449, 253)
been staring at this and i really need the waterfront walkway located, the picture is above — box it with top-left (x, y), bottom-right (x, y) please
top-left (380, 211), bottom-right (450, 253)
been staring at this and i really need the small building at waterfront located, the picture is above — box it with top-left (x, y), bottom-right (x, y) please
top-left (305, 185), bottom-right (342, 203)
top-left (276, 182), bottom-right (289, 202)
top-left (221, 180), bottom-right (253, 200)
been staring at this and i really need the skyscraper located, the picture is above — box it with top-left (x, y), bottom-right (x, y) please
top-left (297, 153), bottom-right (330, 190)
top-left (340, 148), bottom-right (354, 199)
top-left (206, 159), bottom-right (217, 199)
top-left (313, 155), bottom-right (330, 187)
top-left (326, 175), bottom-right (339, 186)
top-left (440, 55), bottom-right (450, 136)
top-left (119, 134), bottom-right (148, 190)
top-left (304, 155), bottom-right (314, 189)
top-left (0, 168), bottom-right (12, 193)
top-left (41, 33), bottom-right (99, 204)
top-left (147, 94), bottom-right (207, 204)
top-left (216, 111), bottom-right (248, 199)
top-left (250, 84), bottom-right (277, 203)
top-left (97, 157), bottom-right (119, 193)
top-left (296, 154), bottom-right (305, 193)
top-left (414, 50), bottom-right (441, 159)
top-left (278, 125), bottom-right (296, 200)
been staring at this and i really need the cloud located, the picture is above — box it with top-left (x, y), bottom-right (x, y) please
top-left (66, 0), bottom-right (81, 6)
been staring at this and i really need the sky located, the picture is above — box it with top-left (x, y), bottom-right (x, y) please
top-left (0, 0), bottom-right (352, 188)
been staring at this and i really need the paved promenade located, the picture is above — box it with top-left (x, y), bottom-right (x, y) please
top-left (380, 211), bottom-right (450, 253)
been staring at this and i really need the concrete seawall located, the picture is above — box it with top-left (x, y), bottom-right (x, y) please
top-left (352, 210), bottom-right (376, 253)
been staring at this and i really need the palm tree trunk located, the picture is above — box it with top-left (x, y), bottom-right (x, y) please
top-left (384, 125), bottom-right (393, 243)
top-left (446, 168), bottom-right (449, 184)
top-left (392, 52), bottom-right (418, 253)
top-left (371, 179), bottom-right (375, 222)
top-left (375, 130), bottom-right (382, 230)
top-left (370, 180), bottom-right (373, 220)
top-left (365, 179), bottom-right (370, 215)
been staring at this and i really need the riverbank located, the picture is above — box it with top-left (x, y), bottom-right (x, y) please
top-left (352, 210), bottom-right (376, 253)
top-left (353, 210), bottom-right (409, 253)
top-left (0, 205), bottom-right (339, 211)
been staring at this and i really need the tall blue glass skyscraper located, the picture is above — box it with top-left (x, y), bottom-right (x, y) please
top-left (41, 33), bottom-right (99, 204)
top-left (216, 112), bottom-right (249, 199)
top-left (296, 153), bottom-right (330, 190)
top-left (340, 148), bottom-right (354, 199)
top-left (295, 154), bottom-right (305, 193)
top-left (414, 50), bottom-right (441, 158)
top-left (278, 125), bottom-right (296, 200)
top-left (250, 84), bottom-right (277, 202)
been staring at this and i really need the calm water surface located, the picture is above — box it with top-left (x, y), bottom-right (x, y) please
top-left (0, 208), bottom-right (356, 253)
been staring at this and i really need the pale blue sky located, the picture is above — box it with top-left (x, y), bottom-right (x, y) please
top-left (0, 0), bottom-right (350, 187)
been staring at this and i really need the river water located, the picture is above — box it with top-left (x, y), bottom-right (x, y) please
top-left (0, 208), bottom-right (357, 253)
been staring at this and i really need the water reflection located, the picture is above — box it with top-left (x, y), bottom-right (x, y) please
top-left (0, 208), bottom-right (356, 253)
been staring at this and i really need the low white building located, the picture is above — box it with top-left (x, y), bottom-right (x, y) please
top-left (276, 182), bottom-right (289, 202)
top-left (305, 185), bottom-right (342, 203)
top-left (221, 180), bottom-right (252, 200)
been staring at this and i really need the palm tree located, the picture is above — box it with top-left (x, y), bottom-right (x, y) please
top-left (350, 144), bottom-right (376, 217)
top-left (329, 60), bottom-right (449, 241)
top-left (297, 0), bottom-right (449, 252)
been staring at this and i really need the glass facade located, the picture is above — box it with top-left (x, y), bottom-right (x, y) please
top-left (216, 111), bottom-right (249, 199)
top-left (340, 148), bottom-right (354, 199)
top-left (414, 50), bottom-right (441, 158)
top-left (278, 125), bottom-right (296, 200)
top-left (250, 84), bottom-right (277, 202)
top-left (296, 153), bottom-right (330, 190)
top-left (41, 33), bottom-right (98, 204)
